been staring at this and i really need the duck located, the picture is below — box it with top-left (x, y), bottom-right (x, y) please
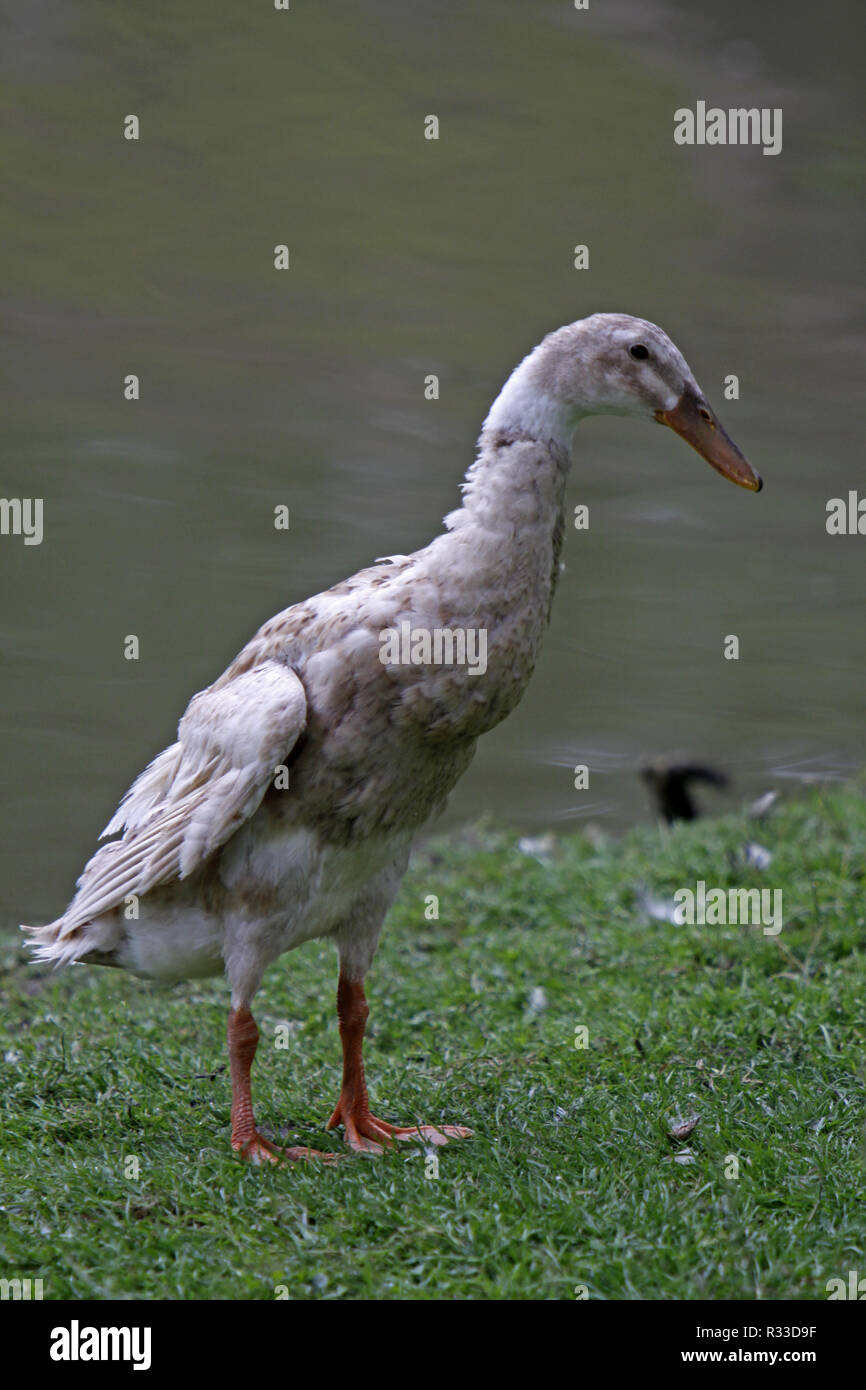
top-left (24, 313), bottom-right (762, 1163)
top-left (640, 759), bottom-right (730, 824)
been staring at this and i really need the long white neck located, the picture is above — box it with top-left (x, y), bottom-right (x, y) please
top-left (481, 349), bottom-right (580, 447)
top-left (442, 424), bottom-right (571, 538)
top-left (414, 389), bottom-right (573, 738)
top-left (440, 348), bottom-right (577, 538)
top-left (427, 376), bottom-right (574, 640)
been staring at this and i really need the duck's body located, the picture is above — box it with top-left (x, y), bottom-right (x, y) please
top-left (25, 314), bottom-right (760, 1161)
top-left (36, 431), bottom-right (569, 985)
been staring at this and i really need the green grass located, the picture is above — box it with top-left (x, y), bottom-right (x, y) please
top-left (1, 783), bottom-right (864, 1300)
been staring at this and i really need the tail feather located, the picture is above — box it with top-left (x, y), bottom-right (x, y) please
top-left (21, 912), bottom-right (117, 969)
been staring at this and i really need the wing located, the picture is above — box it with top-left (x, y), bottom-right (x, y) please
top-left (55, 660), bottom-right (307, 936)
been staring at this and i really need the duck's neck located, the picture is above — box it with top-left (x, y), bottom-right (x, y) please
top-left (430, 419), bottom-right (569, 628)
top-left (445, 423), bottom-right (572, 542)
top-left (412, 425), bottom-right (572, 738)
top-left (439, 349), bottom-right (579, 592)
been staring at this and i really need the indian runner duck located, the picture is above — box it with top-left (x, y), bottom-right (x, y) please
top-left (24, 314), bottom-right (762, 1162)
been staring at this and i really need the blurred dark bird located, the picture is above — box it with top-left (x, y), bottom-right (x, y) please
top-left (641, 759), bottom-right (730, 824)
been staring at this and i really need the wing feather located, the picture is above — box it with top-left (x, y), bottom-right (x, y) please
top-left (46, 660), bottom-right (307, 940)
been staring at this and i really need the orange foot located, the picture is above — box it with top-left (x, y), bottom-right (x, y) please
top-left (327, 1101), bottom-right (473, 1155)
top-left (235, 1131), bottom-right (339, 1166)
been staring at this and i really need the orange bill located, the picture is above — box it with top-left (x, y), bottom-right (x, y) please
top-left (655, 390), bottom-right (762, 492)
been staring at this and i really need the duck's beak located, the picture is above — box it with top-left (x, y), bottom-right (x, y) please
top-left (655, 389), bottom-right (762, 492)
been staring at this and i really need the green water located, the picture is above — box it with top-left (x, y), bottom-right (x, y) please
top-left (2, 1), bottom-right (863, 927)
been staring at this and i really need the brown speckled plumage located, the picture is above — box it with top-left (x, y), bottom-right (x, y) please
top-left (23, 315), bottom-right (759, 1160)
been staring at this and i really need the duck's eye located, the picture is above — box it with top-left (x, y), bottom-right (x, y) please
top-left (629, 344), bottom-right (650, 360)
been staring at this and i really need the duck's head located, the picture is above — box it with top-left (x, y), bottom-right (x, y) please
top-left (484, 312), bottom-right (762, 492)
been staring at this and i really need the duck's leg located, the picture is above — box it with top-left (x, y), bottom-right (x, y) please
top-left (326, 971), bottom-right (473, 1154)
top-left (227, 1005), bottom-right (336, 1164)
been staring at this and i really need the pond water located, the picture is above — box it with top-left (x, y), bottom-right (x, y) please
top-left (2, 0), bottom-right (863, 927)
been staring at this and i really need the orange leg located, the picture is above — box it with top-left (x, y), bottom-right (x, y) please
top-left (326, 973), bottom-right (473, 1154)
top-left (228, 1006), bottom-right (336, 1164)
